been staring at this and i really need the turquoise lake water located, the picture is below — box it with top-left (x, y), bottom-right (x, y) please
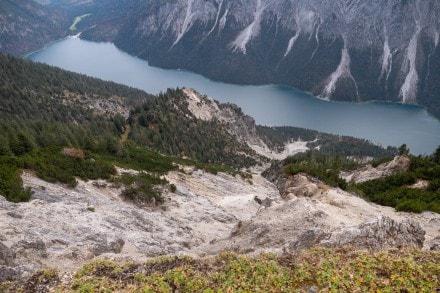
top-left (28, 37), bottom-right (440, 155)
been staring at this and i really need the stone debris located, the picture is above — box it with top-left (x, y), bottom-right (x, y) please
top-left (0, 167), bottom-right (438, 281)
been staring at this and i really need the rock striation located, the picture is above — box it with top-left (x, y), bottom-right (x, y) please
top-left (71, 0), bottom-right (440, 118)
top-left (323, 216), bottom-right (425, 250)
top-left (0, 168), bottom-right (438, 281)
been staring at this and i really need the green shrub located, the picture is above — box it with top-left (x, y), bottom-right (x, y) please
top-left (120, 172), bottom-right (167, 205)
top-left (28, 248), bottom-right (440, 292)
top-left (355, 179), bottom-right (439, 214)
top-left (21, 147), bottom-right (116, 188)
top-left (396, 199), bottom-right (428, 213)
top-left (105, 144), bottom-right (176, 174)
top-left (283, 151), bottom-right (354, 189)
top-left (0, 157), bottom-right (32, 202)
top-left (428, 178), bottom-right (440, 191)
top-left (370, 156), bottom-right (393, 168)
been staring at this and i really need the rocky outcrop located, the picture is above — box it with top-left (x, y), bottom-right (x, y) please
top-left (342, 155), bottom-right (411, 183)
top-left (183, 88), bottom-right (270, 155)
top-left (431, 236), bottom-right (440, 251)
top-left (0, 266), bottom-right (20, 283)
top-left (0, 168), bottom-right (438, 281)
top-left (205, 174), bottom-right (438, 255)
top-left (85, 234), bottom-right (125, 257)
top-left (12, 238), bottom-right (48, 260)
top-left (0, 169), bottom-right (278, 280)
top-left (323, 216), bottom-right (425, 250)
top-left (0, 243), bottom-right (15, 266)
top-left (182, 88), bottom-right (309, 160)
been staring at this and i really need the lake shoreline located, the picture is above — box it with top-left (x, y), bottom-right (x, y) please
top-left (27, 37), bottom-right (440, 155)
top-left (26, 35), bottom-right (435, 119)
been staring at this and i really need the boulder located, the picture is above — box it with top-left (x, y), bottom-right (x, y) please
top-left (430, 236), bottom-right (440, 251)
top-left (323, 216), bottom-right (425, 250)
top-left (0, 265), bottom-right (19, 283)
top-left (11, 238), bottom-right (47, 258)
top-left (0, 242), bottom-right (15, 266)
top-left (86, 234), bottom-right (125, 257)
top-left (287, 228), bottom-right (330, 251)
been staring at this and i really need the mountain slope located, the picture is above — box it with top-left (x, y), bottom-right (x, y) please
top-left (0, 0), bottom-right (68, 55)
top-left (0, 54), bottom-right (438, 286)
top-left (71, 0), bottom-right (440, 118)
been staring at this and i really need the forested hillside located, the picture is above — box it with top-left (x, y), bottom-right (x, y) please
top-left (257, 126), bottom-right (396, 158)
top-left (56, 0), bottom-right (440, 119)
top-left (0, 54), bottom-right (149, 151)
top-left (0, 53), bottom-right (439, 292)
top-left (0, 55), bottom-right (259, 203)
top-left (0, 0), bottom-right (68, 55)
top-left (0, 54), bottom-right (405, 206)
top-left (264, 148), bottom-right (440, 214)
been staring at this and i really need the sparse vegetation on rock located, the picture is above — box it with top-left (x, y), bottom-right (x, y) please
top-left (267, 148), bottom-right (440, 214)
top-left (0, 53), bottom-right (439, 290)
top-left (2, 248), bottom-right (439, 292)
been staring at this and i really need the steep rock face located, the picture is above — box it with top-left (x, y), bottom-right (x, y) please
top-left (0, 0), bottom-right (68, 55)
top-left (182, 88), bottom-right (309, 159)
top-left (75, 0), bottom-right (440, 118)
top-left (206, 174), bottom-right (436, 255)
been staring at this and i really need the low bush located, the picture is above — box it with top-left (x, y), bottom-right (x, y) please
top-left (5, 248), bottom-right (437, 292)
top-left (0, 157), bottom-right (32, 202)
top-left (370, 156), bottom-right (393, 167)
top-left (22, 147), bottom-right (116, 188)
top-left (283, 151), bottom-right (356, 189)
top-left (119, 172), bottom-right (167, 205)
top-left (352, 155), bottom-right (440, 213)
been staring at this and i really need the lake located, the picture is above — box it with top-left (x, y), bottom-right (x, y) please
top-left (27, 37), bottom-right (440, 155)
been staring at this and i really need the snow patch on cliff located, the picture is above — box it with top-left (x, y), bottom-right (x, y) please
top-left (206, 0), bottom-right (224, 38)
top-left (283, 30), bottom-right (301, 57)
top-left (380, 34), bottom-right (392, 81)
top-left (218, 8), bottom-right (229, 31)
top-left (230, 0), bottom-right (266, 54)
top-left (434, 31), bottom-right (439, 48)
top-left (310, 19), bottom-right (321, 60)
top-left (399, 28), bottom-right (420, 103)
top-left (172, 0), bottom-right (195, 47)
top-left (321, 40), bottom-right (359, 101)
top-left (297, 8), bottom-right (316, 33)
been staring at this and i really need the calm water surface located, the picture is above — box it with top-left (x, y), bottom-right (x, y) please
top-left (28, 37), bottom-right (440, 155)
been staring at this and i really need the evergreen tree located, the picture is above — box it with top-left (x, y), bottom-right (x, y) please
top-left (433, 145), bottom-right (440, 163)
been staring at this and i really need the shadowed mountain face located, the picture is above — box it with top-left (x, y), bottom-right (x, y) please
top-left (0, 0), bottom-right (68, 55)
top-left (1, 0), bottom-right (439, 117)
top-left (59, 0), bottom-right (440, 119)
